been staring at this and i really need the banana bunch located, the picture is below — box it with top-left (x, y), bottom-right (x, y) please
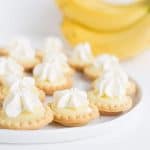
top-left (56, 0), bottom-right (150, 59)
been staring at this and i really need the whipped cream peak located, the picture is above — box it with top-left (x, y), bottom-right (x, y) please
top-left (93, 54), bottom-right (119, 71)
top-left (7, 38), bottom-right (36, 61)
top-left (72, 43), bottom-right (93, 63)
top-left (43, 51), bottom-right (68, 63)
top-left (0, 57), bottom-right (23, 74)
top-left (95, 66), bottom-right (129, 98)
top-left (33, 60), bottom-right (66, 83)
top-left (3, 77), bottom-right (44, 117)
top-left (54, 88), bottom-right (89, 108)
top-left (10, 77), bottom-right (35, 91)
top-left (53, 88), bottom-right (89, 108)
top-left (0, 57), bottom-right (24, 86)
top-left (43, 36), bottom-right (63, 53)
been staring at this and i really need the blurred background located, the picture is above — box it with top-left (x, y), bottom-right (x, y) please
top-left (0, 0), bottom-right (61, 43)
top-left (0, 0), bottom-right (150, 60)
top-left (0, 0), bottom-right (149, 81)
top-left (0, 0), bottom-right (149, 85)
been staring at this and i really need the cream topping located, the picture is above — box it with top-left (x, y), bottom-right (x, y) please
top-left (6, 39), bottom-right (36, 61)
top-left (3, 77), bottom-right (44, 117)
top-left (93, 54), bottom-right (119, 72)
top-left (33, 60), bottom-right (67, 84)
top-left (95, 66), bottom-right (129, 98)
top-left (71, 43), bottom-right (93, 64)
top-left (43, 36), bottom-right (63, 53)
top-left (43, 51), bottom-right (68, 63)
top-left (53, 88), bottom-right (90, 109)
top-left (0, 57), bottom-right (24, 86)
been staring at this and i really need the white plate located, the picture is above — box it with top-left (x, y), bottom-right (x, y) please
top-left (0, 73), bottom-right (142, 144)
top-left (0, 0), bottom-right (143, 144)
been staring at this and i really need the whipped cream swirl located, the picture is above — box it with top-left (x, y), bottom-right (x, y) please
top-left (0, 57), bottom-right (24, 86)
top-left (71, 43), bottom-right (93, 64)
top-left (95, 66), bottom-right (129, 98)
top-left (43, 51), bottom-right (68, 64)
top-left (93, 54), bottom-right (119, 72)
top-left (3, 77), bottom-right (44, 117)
top-left (53, 88), bottom-right (89, 108)
top-left (7, 39), bottom-right (36, 61)
top-left (43, 36), bottom-right (63, 53)
top-left (33, 60), bottom-right (67, 84)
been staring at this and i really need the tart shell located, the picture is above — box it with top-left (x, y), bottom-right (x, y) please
top-left (20, 58), bottom-right (40, 72)
top-left (38, 89), bottom-right (46, 102)
top-left (69, 60), bottom-right (90, 72)
top-left (0, 107), bottom-right (53, 130)
top-left (89, 92), bottom-right (133, 115)
top-left (0, 48), bottom-right (9, 56)
top-left (0, 49), bottom-right (40, 72)
top-left (36, 78), bottom-right (73, 95)
top-left (49, 104), bottom-right (99, 127)
top-left (127, 81), bottom-right (137, 96)
top-left (84, 67), bottom-right (100, 80)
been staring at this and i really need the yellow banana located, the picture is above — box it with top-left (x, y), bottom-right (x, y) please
top-left (62, 15), bottom-right (150, 59)
top-left (56, 0), bottom-right (149, 31)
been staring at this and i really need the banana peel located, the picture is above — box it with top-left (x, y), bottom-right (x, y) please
top-left (62, 15), bottom-right (150, 60)
top-left (56, 0), bottom-right (149, 31)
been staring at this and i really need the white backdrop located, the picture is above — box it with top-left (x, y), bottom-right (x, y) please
top-left (0, 0), bottom-right (61, 43)
top-left (0, 0), bottom-right (149, 149)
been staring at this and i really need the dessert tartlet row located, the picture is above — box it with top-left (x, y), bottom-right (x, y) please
top-left (0, 37), bottom-right (136, 130)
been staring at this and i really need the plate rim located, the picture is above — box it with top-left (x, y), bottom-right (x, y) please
top-left (0, 79), bottom-right (143, 144)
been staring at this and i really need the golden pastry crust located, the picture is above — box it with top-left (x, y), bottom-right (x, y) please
top-left (84, 67), bottom-right (101, 80)
top-left (20, 58), bottom-right (40, 72)
top-left (100, 111), bottom-right (122, 116)
top-left (0, 84), bottom-right (8, 105)
top-left (35, 50), bottom-right (43, 62)
top-left (127, 81), bottom-right (137, 96)
top-left (69, 59), bottom-right (91, 72)
top-left (65, 67), bottom-right (75, 77)
top-left (0, 48), bottom-right (9, 56)
top-left (0, 106), bottom-right (53, 130)
top-left (35, 78), bottom-right (73, 95)
top-left (88, 91), bottom-right (133, 115)
top-left (38, 89), bottom-right (46, 102)
top-left (50, 104), bottom-right (99, 127)
top-left (96, 98), bottom-right (132, 115)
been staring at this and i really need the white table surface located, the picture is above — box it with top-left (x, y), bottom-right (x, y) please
top-left (0, 0), bottom-right (149, 149)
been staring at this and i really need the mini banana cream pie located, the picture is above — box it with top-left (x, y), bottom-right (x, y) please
top-left (33, 58), bottom-right (73, 95)
top-left (50, 88), bottom-right (99, 126)
top-left (36, 36), bottom-right (64, 61)
top-left (0, 57), bottom-right (24, 84)
top-left (0, 77), bottom-right (53, 130)
top-left (1, 39), bottom-right (40, 71)
top-left (0, 57), bottom-right (24, 104)
top-left (69, 43), bottom-right (94, 71)
top-left (84, 54), bottom-right (119, 80)
top-left (43, 52), bottom-right (74, 76)
top-left (88, 67), bottom-right (135, 115)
